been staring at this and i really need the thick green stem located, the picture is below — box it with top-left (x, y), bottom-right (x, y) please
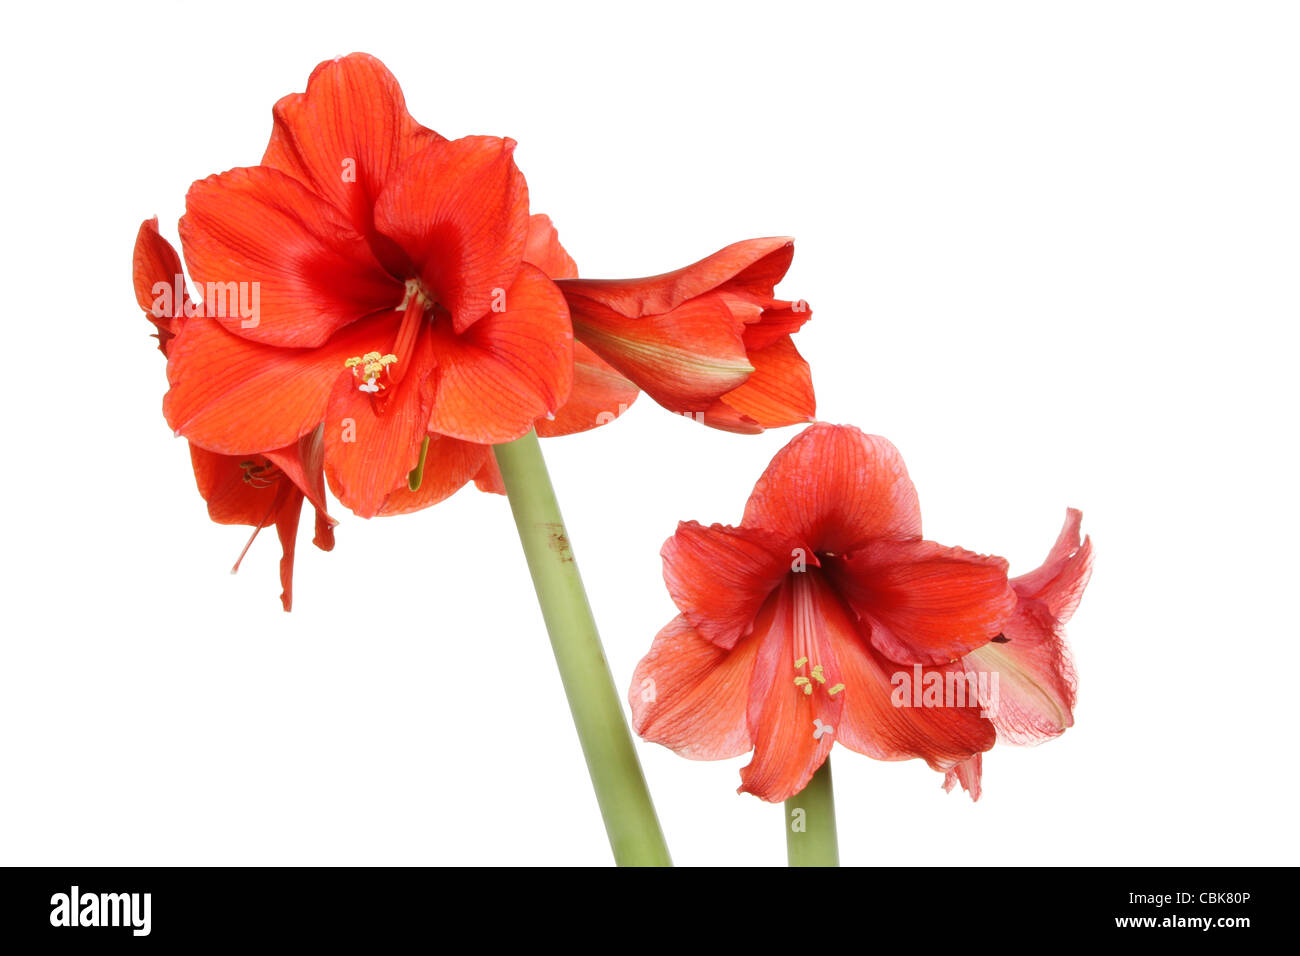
top-left (492, 430), bottom-right (671, 867)
top-left (785, 757), bottom-right (840, 866)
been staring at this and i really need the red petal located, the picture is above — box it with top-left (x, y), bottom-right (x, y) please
top-left (188, 444), bottom-right (280, 527)
top-left (957, 510), bottom-right (1091, 744)
top-left (567, 290), bottom-right (752, 413)
top-left (523, 213), bottom-right (578, 279)
top-left (373, 136), bottom-right (529, 333)
top-left (273, 488), bottom-right (306, 612)
top-left (1012, 508), bottom-right (1094, 622)
top-left (262, 426), bottom-right (334, 522)
top-left (738, 576), bottom-right (844, 802)
top-left (324, 324), bottom-right (439, 519)
top-left (180, 166), bottom-right (401, 347)
top-left (535, 342), bottom-right (638, 437)
top-left (629, 615), bottom-right (759, 760)
top-left (132, 217), bottom-right (188, 353)
top-left (473, 454), bottom-right (507, 496)
top-left (827, 540), bottom-right (1016, 666)
top-left (942, 753), bottom-right (983, 801)
top-left (963, 602), bottom-right (1078, 745)
top-left (427, 264), bottom-right (574, 444)
top-left (695, 403), bottom-right (763, 435)
top-left (261, 52), bottom-right (443, 272)
top-left (377, 434), bottom-right (492, 516)
top-left (741, 423), bottom-right (922, 553)
top-left (710, 335), bottom-right (815, 430)
top-left (165, 309), bottom-right (401, 455)
top-left (739, 294), bottom-right (813, 351)
top-left (833, 609), bottom-right (995, 772)
top-left (661, 521), bottom-right (796, 649)
top-left (557, 237), bottom-right (795, 318)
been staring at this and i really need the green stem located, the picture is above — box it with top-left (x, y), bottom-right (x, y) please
top-left (492, 430), bottom-right (671, 867)
top-left (785, 757), bottom-right (840, 866)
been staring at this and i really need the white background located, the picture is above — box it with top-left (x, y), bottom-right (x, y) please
top-left (2, 1), bottom-right (1296, 866)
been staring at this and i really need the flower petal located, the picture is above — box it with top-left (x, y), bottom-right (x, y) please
top-left (709, 335), bottom-right (815, 430)
top-left (324, 324), bottom-right (439, 519)
top-left (180, 166), bottom-right (401, 347)
top-left (1013, 508), bottom-right (1094, 621)
top-left (567, 289), bottom-right (753, 413)
top-left (272, 487), bottom-right (306, 612)
top-left (376, 433), bottom-right (492, 516)
top-left (262, 426), bottom-right (334, 522)
top-left (374, 136), bottom-right (529, 333)
top-left (132, 217), bottom-right (188, 353)
top-left (739, 294), bottom-right (813, 352)
top-left (738, 577), bottom-right (844, 802)
top-left (833, 618), bottom-right (995, 772)
top-left (942, 753), bottom-right (983, 801)
top-left (473, 454), bottom-right (507, 495)
top-left (427, 264), bottom-right (574, 444)
top-left (963, 603), bottom-right (1078, 745)
top-left (661, 521), bottom-right (797, 649)
top-left (165, 310), bottom-right (402, 455)
top-left (741, 423), bottom-right (922, 553)
top-left (959, 510), bottom-right (1092, 744)
top-left (630, 615), bottom-right (759, 761)
top-left (534, 342), bottom-right (639, 437)
top-left (261, 52), bottom-right (443, 272)
top-left (523, 213), bottom-right (578, 280)
top-left (827, 540), bottom-right (1016, 666)
top-left (188, 444), bottom-right (282, 527)
top-left (557, 237), bottom-right (796, 318)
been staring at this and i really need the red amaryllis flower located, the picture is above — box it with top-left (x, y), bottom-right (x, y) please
top-left (162, 53), bottom-right (574, 518)
top-left (629, 423), bottom-right (1091, 801)
top-left (557, 237), bottom-right (815, 433)
top-left (134, 218), bottom-right (336, 610)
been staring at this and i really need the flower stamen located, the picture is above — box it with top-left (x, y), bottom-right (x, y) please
top-left (344, 351), bottom-right (398, 392)
top-left (238, 460), bottom-right (281, 488)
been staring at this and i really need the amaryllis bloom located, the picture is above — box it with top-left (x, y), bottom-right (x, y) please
top-left (134, 218), bottom-right (336, 610)
top-left (557, 238), bottom-right (816, 433)
top-left (629, 423), bottom-right (1091, 802)
top-left (162, 54), bottom-right (576, 518)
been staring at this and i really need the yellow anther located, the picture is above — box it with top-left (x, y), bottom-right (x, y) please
top-left (794, 657), bottom-right (809, 669)
top-left (344, 352), bottom-right (399, 390)
top-left (810, 664), bottom-right (826, 684)
top-left (802, 684), bottom-right (813, 696)
top-left (397, 277), bottom-right (434, 311)
top-left (793, 676), bottom-right (810, 688)
top-left (827, 683), bottom-right (845, 696)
